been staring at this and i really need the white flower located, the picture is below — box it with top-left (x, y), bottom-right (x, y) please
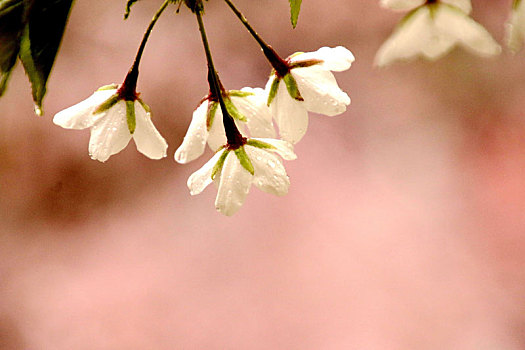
top-left (375, 0), bottom-right (501, 67)
top-left (380, 0), bottom-right (471, 13)
top-left (174, 87), bottom-right (275, 164)
top-left (266, 46), bottom-right (354, 144)
top-left (53, 84), bottom-right (168, 162)
top-left (506, 0), bottom-right (525, 53)
top-left (187, 138), bottom-right (297, 216)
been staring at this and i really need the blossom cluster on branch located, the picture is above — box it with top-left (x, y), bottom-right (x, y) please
top-left (51, 0), bottom-right (354, 216)
top-left (2, 0), bottom-right (525, 216)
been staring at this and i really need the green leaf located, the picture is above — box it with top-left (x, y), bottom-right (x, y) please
top-left (124, 0), bottom-right (139, 19)
top-left (289, 0), bottom-right (302, 28)
top-left (234, 146), bottom-right (254, 175)
top-left (0, 0), bottom-right (24, 96)
top-left (19, 0), bottom-right (74, 113)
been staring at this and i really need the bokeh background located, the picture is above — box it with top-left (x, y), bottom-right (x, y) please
top-left (1, 0), bottom-right (525, 348)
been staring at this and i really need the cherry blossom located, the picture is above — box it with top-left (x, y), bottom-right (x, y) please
top-left (376, 0), bottom-right (501, 66)
top-left (174, 87), bottom-right (275, 164)
top-left (187, 138), bottom-right (296, 216)
top-left (266, 46), bottom-right (354, 144)
top-left (53, 84), bottom-right (168, 162)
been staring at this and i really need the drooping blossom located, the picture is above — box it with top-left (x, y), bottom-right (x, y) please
top-left (53, 84), bottom-right (168, 162)
top-left (375, 0), bottom-right (501, 66)
top-left (266, 46), bottom-right (354, 144)
top-left (174, 87), bottom-right (275, 164)
top-left (187, 138), bottom-right (296, 216)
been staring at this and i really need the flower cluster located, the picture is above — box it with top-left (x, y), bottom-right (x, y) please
top-left (52, 0), bottom-right (354, 216)
top-left (48, 0), bottom-right (525, 216)
top-left (175, 46), bottom-right (354, 215)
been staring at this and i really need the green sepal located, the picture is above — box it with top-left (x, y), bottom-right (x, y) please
top-left (234, 146), bottom-right (254, 175)
top-left (93, 93), bottom-right (120, 114)
top-left (246, 139), bottom-right (276, 150)
top-left (228, 90), bottom-right (254, 98)
top-left (267, 75), bottom-right (280, 106)
top-left (428, 2), bottom-right (438, 18)
top-left (283, 73), bottom-right (303, 101)
top-left (124, 0), bottom-right (139, 19)
top-left (97, 83), bottom-right (118, 91)
top-left (397, 5), bottom-right (424, 28)
top-left (211, 149), bottom-right (229, 180)
top-left (290, 59), bottom-right (323, 69)
top-left (513, 0), bottom-right (522, 10)
top-left (223, 95), bottom-right (247, 122)
top-left (207, 101), bottom-right (218, 131)
top-left (126, 100), bottom-right (136, 134)
top-left (289, 0), bottom-right (302, 28)
top-left (138, 98), bottom-right (151, 114)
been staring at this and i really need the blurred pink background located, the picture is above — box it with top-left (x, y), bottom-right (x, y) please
top-left (1, 0), bottom-right (525, 348)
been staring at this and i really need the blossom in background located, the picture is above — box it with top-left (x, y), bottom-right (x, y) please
top-left (507, 0), bottom-right (525, 52)
top-left (380, 0), bottom-right (471, 13)
top-left (266, 46), bottom-right (354, 144)
top-left (53, 84), bottom-right (168, 162)
top-left (375, 0), bottom-right (501, 66)
top-left (174, 87), bottom-right (275, 164)
top-left (187, 138), bottom-right (296, 216)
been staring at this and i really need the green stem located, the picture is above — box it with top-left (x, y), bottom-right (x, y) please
top-left (223, 0), bottom-right (289, 77)
top-left (119, 0), bottom-right (171, 100)
top-left (195, 5), bottom-right (244, 148)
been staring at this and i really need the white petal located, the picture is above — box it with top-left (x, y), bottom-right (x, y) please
top-left (231, 87), bottom-right (276, 138)
top-left (187, 149), bottom-right (226, 195)
top-left (271, 82), bottom-right (309, 144)
top-left (441, 0), bottom-right (471, 14)
top-left (245, 146), bottom-right (290, 196)
top-left (289, 46), bottom-right (355, 72)
top-left (207, 107), bottom-right (229, 151)
top-left (133, 102), bottom-right (168, 160)
top-left (375, 6), bottom-right (455, 66)
top-left (380, 0), bottom-right (425, 11)
top-left (251, 138), bottom-right (297, 160)
top-left (435, 5), bottom-right (501, 57)
top-left (215, 151), bottom-right (252, 216)
top-left (88, 101), bottom-right (132, 162)
top-left (292, 66), bottom-right (350, 116)
top-left (507, 1), bottom-right (525, 52)
top-left (207, 105), bottom-right (250, 151)
top-left (175, 101), bottom-right (209, 163)
top-left (53, 89), bottom-right (117, 129)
